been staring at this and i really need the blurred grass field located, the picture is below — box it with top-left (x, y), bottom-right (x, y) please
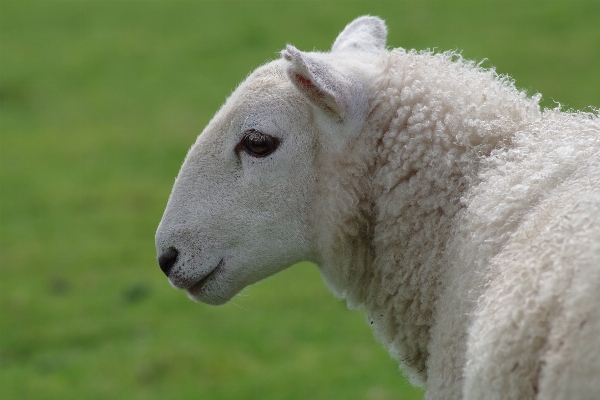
top-left (1, 1), bottom-right (598, 399)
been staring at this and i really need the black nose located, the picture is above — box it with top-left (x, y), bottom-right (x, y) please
top-left (158, 247), bottom-right (178, 277)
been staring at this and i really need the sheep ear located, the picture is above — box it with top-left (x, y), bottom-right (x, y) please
top-left (281, 45), bottom-right (364, 123)
top-left (331, 16), bottom-right (387, 53)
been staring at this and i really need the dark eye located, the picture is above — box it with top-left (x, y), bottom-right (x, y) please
top-left (240, 129), bottom-right (280, 158)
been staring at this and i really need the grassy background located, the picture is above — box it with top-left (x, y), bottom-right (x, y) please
top-left (1, 1), bottom-right (598, 399)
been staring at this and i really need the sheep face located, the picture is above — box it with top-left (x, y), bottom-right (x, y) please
top-left (156, 16), bottom-right (385, 304)
top-left (155, 61), bottom-right (322, 305)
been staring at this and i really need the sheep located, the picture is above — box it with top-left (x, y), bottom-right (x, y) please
top-left (155, 16), bottom-right (600, 399)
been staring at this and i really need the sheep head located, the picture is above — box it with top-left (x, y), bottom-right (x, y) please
top-left (155, 16), bottom-right (386, 304)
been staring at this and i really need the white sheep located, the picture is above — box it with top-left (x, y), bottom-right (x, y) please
top-left (155, 16), bottom-right (600, 399)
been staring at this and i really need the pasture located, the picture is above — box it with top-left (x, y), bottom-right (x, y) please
top-left (1, 1), bottom-right (598, 399)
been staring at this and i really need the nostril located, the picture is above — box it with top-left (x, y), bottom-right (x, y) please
top-left (158, 247), bottom-right (179, 277)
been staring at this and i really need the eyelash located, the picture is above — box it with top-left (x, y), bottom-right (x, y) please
top-left (236, 129), bottom-right (280, 158)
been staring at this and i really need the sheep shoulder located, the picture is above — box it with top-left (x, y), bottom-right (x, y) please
top-left (443, 110), bottom-right (600, 399)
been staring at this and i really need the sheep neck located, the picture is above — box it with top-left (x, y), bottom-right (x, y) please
top-left (312, 49), bottom-right (542, 386)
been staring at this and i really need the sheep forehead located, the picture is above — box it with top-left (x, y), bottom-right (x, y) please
top-left (246, 59), bottom-right (287, 84)
top-left (235, 60), bottom-right (289, 101)
top-left (214, 60), bottom-right (312, 134)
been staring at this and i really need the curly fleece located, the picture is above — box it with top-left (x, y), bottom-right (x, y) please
top-left (311, 47), bottom-right (599, 399)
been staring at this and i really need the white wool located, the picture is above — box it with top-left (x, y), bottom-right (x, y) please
top-left (156, 16), bottom-right (600, 400)
top-left (313, 48), bottom-right (544, 386)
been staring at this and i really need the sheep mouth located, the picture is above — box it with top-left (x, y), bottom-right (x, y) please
top-left (187, 259), bottom-right (224, 295)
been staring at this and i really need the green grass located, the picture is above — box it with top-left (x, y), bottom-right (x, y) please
top-left (1, 1), bottom-right (598, 399)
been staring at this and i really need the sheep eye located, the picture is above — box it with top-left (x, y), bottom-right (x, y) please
top-left (240, 129), bottom-right (280, 158)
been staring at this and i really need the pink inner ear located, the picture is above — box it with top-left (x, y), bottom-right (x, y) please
top-left (294, 72), bottom-right (327, 102)
top-left (294, 73), bottom-right (314, 89)
top-left (292, 71), bottom-right (338, 118)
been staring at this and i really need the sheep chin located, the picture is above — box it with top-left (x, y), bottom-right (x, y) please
top-left (185, 260), bottom-right (233, 305)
